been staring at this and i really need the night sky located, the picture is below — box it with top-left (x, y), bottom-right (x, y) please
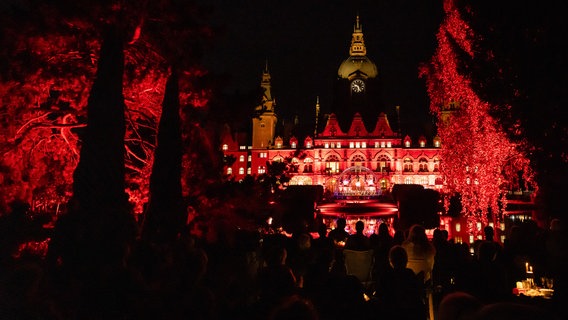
top-left (200, 0), bottom-right (444, 138)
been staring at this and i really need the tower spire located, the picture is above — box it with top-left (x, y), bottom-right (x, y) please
top-left (349, 15), bottom-right (367, 56)
top-left (314, 96), bottom-right (321, 136)
top-left (257, 60), bottom-right (274, 112)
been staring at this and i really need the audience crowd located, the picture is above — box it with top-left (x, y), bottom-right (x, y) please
top-left (0, 203), bottom-right (566, 320)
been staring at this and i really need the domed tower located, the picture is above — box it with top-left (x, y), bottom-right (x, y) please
top-left (333, 16), bottom-right (382, 133)
top-left (252, 62), bottom-right (277, 149)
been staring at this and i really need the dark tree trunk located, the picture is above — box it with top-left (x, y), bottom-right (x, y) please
top-left (49, 25), bottom-right (136, 274)
top-left (71, 25), bottom-right (129, 213)
top-left (142, 68), bottom-right (185, 244)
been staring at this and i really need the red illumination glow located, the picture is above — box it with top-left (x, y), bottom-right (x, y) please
top-left (420, 0), bottom-right (534, 236)
top-left (0, 29), bottom-right (210, 215)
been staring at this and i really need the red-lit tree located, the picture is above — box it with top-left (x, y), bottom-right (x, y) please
top-left (0, 1), bottom-right (212, 217)
top-left (420, 0), bottom-right (533, 236)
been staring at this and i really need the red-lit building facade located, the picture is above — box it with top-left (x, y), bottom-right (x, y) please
top-left (222, 16), bottom-right (443, 193)
top-left (220, 16), bottom-right (538, 243)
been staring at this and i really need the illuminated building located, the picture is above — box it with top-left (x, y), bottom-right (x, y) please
top-left (223, 16), bottom-right (442, 193)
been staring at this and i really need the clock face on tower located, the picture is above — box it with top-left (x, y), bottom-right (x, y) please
top-left (351, 79), bottom-right (365, 93)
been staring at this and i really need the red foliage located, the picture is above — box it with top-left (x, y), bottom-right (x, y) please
top-left (420, 0), bottom-right (534, 236)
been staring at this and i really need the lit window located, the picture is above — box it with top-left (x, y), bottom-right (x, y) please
top-left (222, 144), bottom-right (228, 151)
top-left (355, 142), bottom-right (361, 148)
top-left (325, 143), bottom-right (329, 148)
top-left (227, 167), bottom-right (232, 175)
top-left (403, 158), bottom-right (413, 172)
top-left (349, 142), bottom-right (355, 148)
top-left (419, 158), bottom-right (429, 172)
top-left (248, 155), bottom-right (252, 162)
top-left (259, 152), bottom-right (267, 158)
top-left (381, 141), bottom-right (385, 148)
top-left (375, 142), bottom-right (379, 148)
top-left (456, 223), bottom-right (461, 232)
top-left (404, 177), bottom-right (413, 184)
top-left (240, 146), bottom-right (246, 150)
top-left (434, 137), bottom-right (441, 148)
top-left (304, 158), bottom-right (314, 173)
top-left (387, 142), bottom-right (392, 148)
top-left (337, 142), bottom-right (341, 148)
top-left (377, 156), bottom-right (391, 172)
top-left (306, 142), bottom-right (311, 148)
top-left (420, 176), bottom-right (428, 185)
top-left (247, 168), bottom-right (251, 175)
top-left (239, 167), bottom-right (244, 174)
top-left (405, 140), bottom-right (411, 147)
top-left (239, 155), bottom-right (245, 162)
top-left (361, 142), bottom-right (366, 148)
top-left (291, 142), bottom-right (297, 148)
top-left (420, 140), bottom-right (426, 147)
top-left (325, 155), bottom-right (340, 174)
top-left (258, 166), bottom-right (266, 174)
top-left (331, 142), bottom-right (335, 148)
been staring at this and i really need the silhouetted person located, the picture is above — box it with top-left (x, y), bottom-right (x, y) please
top-left (437, 291), bottom-right (482, 320)
top-left (393, 229), bottom-right (406, 246)
top-left (328, 218), bottom-right (349, 274)
top-left (370, 222), bottom-right (394, 281)
top-left (345, 221), bottom-right (371, 251)
top-left (464, 240), bottom-right (509, 303)
top-left (327, 218), bottom-right (349, 245)
top-left (432, 228), bottom-right (456, 313)
top-left (268, 294), bottom-right (319, 320)
top-left (257, 244), bottom-right (297, 317)
top-left (375, 245), bottom-right (425, 320)
top-left (402, 224), bottom-right (436, 283)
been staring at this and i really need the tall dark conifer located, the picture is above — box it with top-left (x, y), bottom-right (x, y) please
top-left (71, 25), bottom-right (129, 213)
top-left (50, 25), bottom-right (136, 273)
top-left (142, 68), bottom-right (185, 243)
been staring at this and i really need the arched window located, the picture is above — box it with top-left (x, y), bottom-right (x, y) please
top-left (222, 144), bottom-right (228, 151)
top-left (290, 158), bottom-right (300, 173)
top-left (419, 158), bottom-right (429, 172)
top-left (325, 154), bottom-right (340, 174)
top-left (376, 155), bottom-right (391, 172)
top-left (239, 167), bottom-right (244, 175)
top-left (403, 158), bottom-right (413, 172)
top-left (303, 158), bottom-right (313, 173)
top-left (350, 154), bottom-right (366, 167)
top-left (433, 158), bottom-right (440, 172)
top-left (227, 167), bottom-right (232, 175)
top-left (239, 155), bottom-right (245, 162)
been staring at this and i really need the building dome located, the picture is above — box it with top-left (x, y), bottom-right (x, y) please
top-left (338, 55), bottom-right (378, 79)
top-left (337, 16), bottom-right (378, 80)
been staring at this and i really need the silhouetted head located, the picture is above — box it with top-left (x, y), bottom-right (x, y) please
top-left (389, 245), bottom-right (408, 269)
top-left (484, 226), bottom-right (494, 241)
top-left (336, 218), bottom-right (346, 229)
top-left (355, 220), bottom-right (364, 233)
top-left (378, 222), bottom-right (389, 236)
top-left (407, 224), bottom-right (428, 244)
